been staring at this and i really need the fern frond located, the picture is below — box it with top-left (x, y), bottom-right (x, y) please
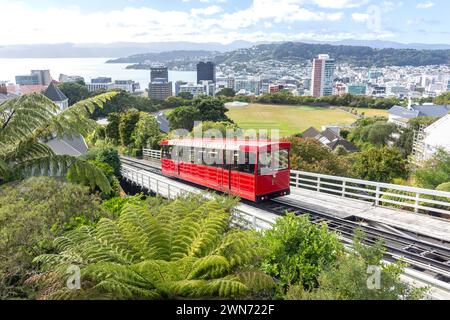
top-left (12, 155), bottom-right (112, 194)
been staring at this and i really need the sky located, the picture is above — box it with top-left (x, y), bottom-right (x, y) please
top-left (0, 0), bottom-right (449, 45)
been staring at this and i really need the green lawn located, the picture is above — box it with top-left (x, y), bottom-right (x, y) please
top-left (227, 103), bottom-right (380, 137)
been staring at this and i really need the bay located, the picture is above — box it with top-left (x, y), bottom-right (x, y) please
top-left (0, 58), bottom-right (197, 90)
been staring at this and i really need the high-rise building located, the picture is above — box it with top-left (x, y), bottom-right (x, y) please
top-left (16, 70), bottom-right (52, 86)
top-left (151, 66), bottom-right (169, 82)
top-left (311, 54), bottom-right (335, 97)
top-left (31, 70), bottom-right (52, 86)
top-left (149, 81), bottom-right (172, 100)
top-left (197, 62), bottom-right (216, 84)
top-left (149, 66), bottom-right (172, 100)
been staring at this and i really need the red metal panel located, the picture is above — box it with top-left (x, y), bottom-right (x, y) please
top-left (256, 170), bottom-right (291, 196)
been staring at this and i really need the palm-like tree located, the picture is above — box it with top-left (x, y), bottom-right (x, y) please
top-left (0, 92), bottom-right (116, 192)
top-left (33, 197), bottom-right (274, 300)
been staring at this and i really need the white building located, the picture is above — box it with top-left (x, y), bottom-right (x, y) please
top-left (113, 80), bottom-right (140, 93)
top-left (413, 114), bottom-right (450, 163)
top-left (234, 76), bottom-right (261, 95)
top-left (179, 81), bottom-right (215, 97)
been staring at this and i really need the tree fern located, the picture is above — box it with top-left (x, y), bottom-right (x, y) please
top-left (32, 196), bottom-right (274, 300)
top-left (0, 92), bottom-right (116, 192)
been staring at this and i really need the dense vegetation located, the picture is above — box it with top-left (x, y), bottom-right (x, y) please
top-left (215, 42), bottom-right (450, 67)
top-left (0, 177), bottom-right (105, 299)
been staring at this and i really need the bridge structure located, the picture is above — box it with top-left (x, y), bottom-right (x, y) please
top-left (121, 149), bottom-right (450, 299)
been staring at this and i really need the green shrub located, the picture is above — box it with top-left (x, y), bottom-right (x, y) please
top-left (0, 177), bottom-right (105, 299)
top-left (287, 232), bottom-right (428, 300)
top-left (260, 213), bottom-right (344, 293)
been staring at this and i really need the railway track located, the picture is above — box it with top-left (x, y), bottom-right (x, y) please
top-left (120, 156), bottom-right (450, 283)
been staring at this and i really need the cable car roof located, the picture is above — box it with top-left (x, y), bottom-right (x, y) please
top-left (161, 139), bottom-right (291, 152)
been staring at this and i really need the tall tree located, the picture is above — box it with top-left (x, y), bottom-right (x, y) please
top-left (0, 92), bottom-right (116, 193)
top-left (58, 82), bottom-right (90, 106)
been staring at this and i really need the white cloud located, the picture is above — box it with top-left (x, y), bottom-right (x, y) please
top-left (0, 0), bottom-right (393, 45)
top-left (312, 0), bottom-right (369, 9)
top-left (416, 1), bottom-right (435, 9)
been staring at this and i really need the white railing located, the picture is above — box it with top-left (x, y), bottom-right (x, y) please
top-left (138, 149), bottom-right (450, 218)
top-left (291, 170), bottom-right (450, 218)
top-left (121, 164), bottom-right (274, 230)
top-left (121, 164), bottom-right (450, 299)
top-left (143, 149), bottom-right (162, 160)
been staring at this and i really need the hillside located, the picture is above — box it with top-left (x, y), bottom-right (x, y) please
top-left (106, 50), bottom-right (216, 64)
top-left (214, 42), bottom-right (450, 67)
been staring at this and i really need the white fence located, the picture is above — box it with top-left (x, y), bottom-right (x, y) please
top-left (291, 170), bottom-right (450, 218)
top-left (139, 149), bottom-right (450, 218)
top-left (143, 149), bottom-right (162, 160)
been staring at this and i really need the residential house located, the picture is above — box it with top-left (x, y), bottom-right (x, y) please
top-left (302, 127), bottom-right (358, 153)
top-left (388, 102), bottom-right (450, 128)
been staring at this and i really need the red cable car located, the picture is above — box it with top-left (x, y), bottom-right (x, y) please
top-left (161, 139), bottom-right (291, 202)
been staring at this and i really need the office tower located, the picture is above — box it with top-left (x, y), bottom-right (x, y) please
top-left (311, 54), bottom-right (335, 97)
top-left (197, 62), bottom-right (216, 84)
top-left (149, 81), bottom-right (173, 100)
top-left (151, 66), bottom-right (169, 82)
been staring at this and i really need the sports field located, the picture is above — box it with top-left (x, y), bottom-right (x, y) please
top-left (227, 103), bottom-right (388, 137)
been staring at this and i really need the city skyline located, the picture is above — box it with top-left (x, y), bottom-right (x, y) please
top-left (0, 0), bottom-right (449, 46)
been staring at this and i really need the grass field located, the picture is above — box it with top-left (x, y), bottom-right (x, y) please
top-left (227, 104), bottom-right (388, 137)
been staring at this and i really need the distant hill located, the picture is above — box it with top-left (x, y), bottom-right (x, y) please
top-left (214, 42), bottom-right (450, 67)
top-left (106, 50), bottom-right (216, 64)
top-left (0, 41), bottom-right (257, 59)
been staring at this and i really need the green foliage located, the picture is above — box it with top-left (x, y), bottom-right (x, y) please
top-left (352, 147), bottom-right (408, 183)
top-left (395, 118), bottom-right (437, 157)
top-left (82, 147), bottom-right (121, 176)
top-left (0, 92), bottom-right (116, 193)
top-left (68, 160), bottom-right (121, 199)
top-left (0, 177), bottom-right (105, 299)
top-left (92, 90), bottom-right (159, 118)
top-left (193, 97), bottom-right (231, 123)
top-left (119, 109), bottom-right (140, 147)
top-left (436, 182), bottom-right (450, 192)
top-left (415, 150), bottom-right (450, 189)
top-left (32, 196), bottom-right (274, 300)
top-left (132, 112), bottom-right (162, 150)
top-left (105, 113), bottom-right (121, 144)
top-left (168, 105), bottom-right (201, 131)
top-left (260, 213), bottom-right (343, 293)
top-left (177, 92), bottom-right (194, 100)
top-left (167, 97), bottom-right (233, 132)
top-left (287, 137), bottom-right (352, 177)
top-left (217, 88), bottom-right (236, 97)
top-left (435, 92), bottom-right (450, 105)
top-left (349, 119), bottom-right (396, 148)
top-left (58, 82), bottom-right (90, 106)
top-left (192, 121), bottom-right (240, 137)
top-left (286, 232), bottom-right (427, 300)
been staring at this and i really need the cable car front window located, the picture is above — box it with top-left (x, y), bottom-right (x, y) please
top-left (258, 149), bottom-right (289, 175)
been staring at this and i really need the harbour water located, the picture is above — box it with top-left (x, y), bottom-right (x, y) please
top-left (0, 58), bottom-right (197, 90)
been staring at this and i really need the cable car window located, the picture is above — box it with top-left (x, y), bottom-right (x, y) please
top-left (258, 149), bottom-right (289, 175)
top-left (229, 151), bottom-right (255, 174)
top-left (190, 147), bottom-right (196, 164)
top-left (195, 148), bottom-right (205, 165)
top-left (162, 146), bottom-right (173, 159)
